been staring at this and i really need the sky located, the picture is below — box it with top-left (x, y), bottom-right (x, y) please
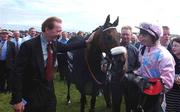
top-left (0, 0), bottom-right (180, 34)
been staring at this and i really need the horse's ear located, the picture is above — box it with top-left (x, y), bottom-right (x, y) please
top-left (104, 15), bottom-right (110, 26)
top-left (112, 16), bottom-right (119, 27)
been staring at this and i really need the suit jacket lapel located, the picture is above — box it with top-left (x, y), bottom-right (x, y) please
top-left (34, 36), bottom-right (45, 79)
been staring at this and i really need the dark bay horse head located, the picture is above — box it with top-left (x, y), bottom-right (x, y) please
top-left (86, 15), bottom-right (123, 84)
top-left (91, 15), bottom-right (120, 52)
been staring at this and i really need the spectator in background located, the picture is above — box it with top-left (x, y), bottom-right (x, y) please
top-left (160, 26), bottom-right (172, 51)
top-left (11, 30), bottom-right (23, 54)
top-left (0, 29), bottom-right (2, 40)
top-left (166, 37), bottom-right (180, 111)
top-left (67, 32), bottom-right (72, 39)
top-left (23, 27), bottom-right (37, 42)
top-left (77, 31), bottom-right (84, 38)
top-left (0, 30), bottom-right (15, 93)
top-left (58, 31), bottom-right (69, 44)
top-left (8, 31), bottom-right (13, 41)
top-left (131, 34), bottom-right (138, 46)
top-left (24, 30), bottom-right (29, 37)
top-left (135, 34), bottom-right (144, 50)
top-left (71, 32), bottom-right (77, 38)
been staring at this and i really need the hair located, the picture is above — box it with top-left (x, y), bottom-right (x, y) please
top-left (121, 26), bottom-right (132, 32)
top-left (162, 26), bottom-right (170, 30)
top-left (41, 17), bottom-right (62, 32)
top-left (172, 36), bottom-right (180, 44)
top-left (28, 27), bottom-right (35, 32)
top-left (77, 31), bottom-right (83, 35)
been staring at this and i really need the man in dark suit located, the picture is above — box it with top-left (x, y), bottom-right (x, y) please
top-left (11, 17), bottom-right (94, 112)
top-left (0, 30), bottom-right (15, 93)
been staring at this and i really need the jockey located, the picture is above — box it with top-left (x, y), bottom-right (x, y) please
top-left (134, 22), bottom-right (175, 112)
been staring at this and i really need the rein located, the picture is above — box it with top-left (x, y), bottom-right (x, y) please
top-left (85, 55), bottom-right (103, 85)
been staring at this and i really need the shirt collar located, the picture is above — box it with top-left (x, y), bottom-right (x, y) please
top-left (40, 33), bottom-right (48, 45)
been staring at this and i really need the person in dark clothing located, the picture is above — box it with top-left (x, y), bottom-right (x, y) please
top-left (10, 17), bottom-right (94, 112)
top-left (111, 26), bottom-right (140, 112)
top-left (0, 30), bottom-right (15, 93)
top-left (166, 37), bottom-right (180, 111)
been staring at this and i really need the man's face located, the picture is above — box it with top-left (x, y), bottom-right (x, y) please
top-left (13, 31), bottom-right (20, 39)
top-left (131, 35), bottom-right (137, 43)
top-left (1, 32), bottom-right (9, 41)
top-left (172, 41), bottom-right (180, 56)
top-left (62, 32), bottom-right (68, 38)
top-left (121, 29), bottom-right (132, 44)
top-left (160, 29), bottom-right (170, 46)
top-left (140, 33), bottom-right (154, 47)
top-left (46, 21), bottom-right (62, 41)
top-left (29, 29), bottom-right (36, 38)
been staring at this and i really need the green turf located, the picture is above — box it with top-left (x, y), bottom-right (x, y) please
top-left (0, 75), bottom-right (125, 112)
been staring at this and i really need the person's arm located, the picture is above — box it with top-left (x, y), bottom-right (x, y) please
top-left (10, 42), bottom-right (30, 111)
top-left (56, 39), bottom-right (86, 52)
top-left (159, 53), bottom-right (175, 92)
top-left (57, 32), bottom-right (95, 52)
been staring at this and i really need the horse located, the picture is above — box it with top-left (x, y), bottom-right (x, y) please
top-left (64, 15), bottom-right (127, 112)
top-left (82, 15), bottom-right (121, 112)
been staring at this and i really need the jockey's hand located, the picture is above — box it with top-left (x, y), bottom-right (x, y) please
top-left (13, 102), bottom-right (25, 112)
top-left (137, 78), bottom-right (151, 92)
top-left (85, 32), bottom-right (95, 44)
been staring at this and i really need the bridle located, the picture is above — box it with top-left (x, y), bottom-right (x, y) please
top-left (85, 27), bottom-right (117, 85)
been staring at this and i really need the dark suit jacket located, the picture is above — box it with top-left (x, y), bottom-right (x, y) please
top-left (11, 35), bottom-right (86, 104)
top-left (5, 41), bottom-right (16, 70)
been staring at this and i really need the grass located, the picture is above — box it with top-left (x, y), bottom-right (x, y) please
top-left (0, 74), bottom-right (125, 112)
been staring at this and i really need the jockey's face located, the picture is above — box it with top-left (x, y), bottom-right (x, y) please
top-left (140, 33), bottom-right (154, 47)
